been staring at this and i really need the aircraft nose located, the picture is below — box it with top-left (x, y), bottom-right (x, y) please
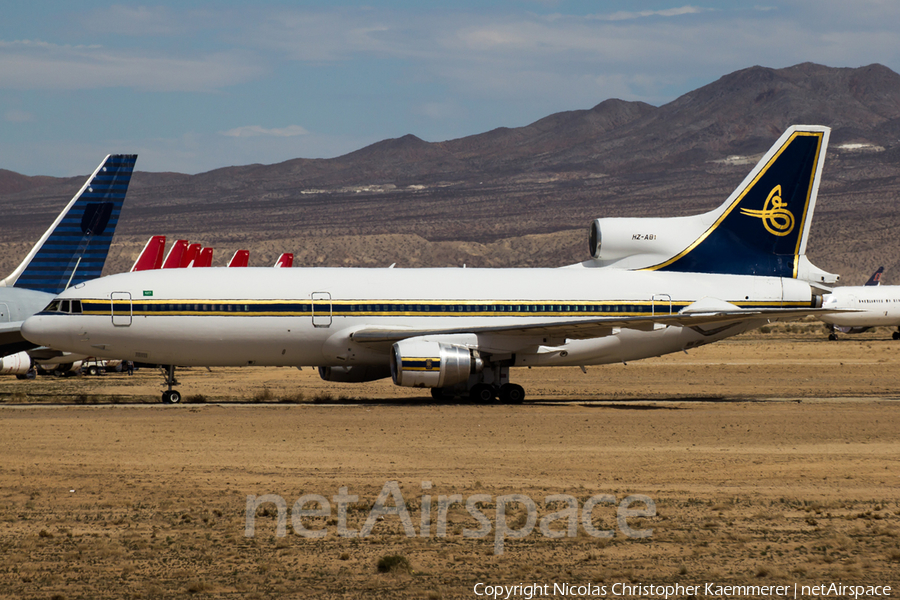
top-left (21, 315), bottom-right (71, 349)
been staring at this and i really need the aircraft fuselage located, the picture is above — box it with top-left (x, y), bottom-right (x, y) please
top-left (820, 286), bottom-right (900, 327)
top-left (23, 266), bottom-right (812, 369)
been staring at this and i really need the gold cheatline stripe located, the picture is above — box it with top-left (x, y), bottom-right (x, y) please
top-left (84, 299), bottom-right (810, 316)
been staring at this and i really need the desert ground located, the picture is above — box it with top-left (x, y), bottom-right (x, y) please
top-left (1, 326), bottom-right (899, 599)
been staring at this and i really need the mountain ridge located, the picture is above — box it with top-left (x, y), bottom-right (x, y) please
top-left (1, 62), bottom-right (899, 282)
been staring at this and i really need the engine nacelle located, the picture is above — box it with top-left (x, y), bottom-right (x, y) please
top-left (318, 365), bottom-right (392, 383)
top-left (0, 351), bottom-right (32, 375)
top-left (35, 360), bottom-right (82, 376)
top-left (390, 339), bottom-right (482, 388)
top-left (588, 215), bottom-right (708, 268)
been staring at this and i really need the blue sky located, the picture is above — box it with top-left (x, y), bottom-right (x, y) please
top-left (1, 1), bottom-right (898, 176)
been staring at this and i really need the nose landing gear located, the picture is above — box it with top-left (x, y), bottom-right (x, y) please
top-left (161, 365), bottom-right (181, 404)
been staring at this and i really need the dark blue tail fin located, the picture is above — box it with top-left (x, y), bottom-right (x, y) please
top-left (4, 154), bottom-right (137, 293)
top-left (650, 126), bottom-right (829, 278)
top-left (864, 266), bottom-right (884, 286)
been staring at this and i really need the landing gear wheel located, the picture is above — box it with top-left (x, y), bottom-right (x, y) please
top-left (161, 365), bottom-right (181, 405)
top-left (893, 331), bottom-right (899, 341)
top-left (499, 383), bottom-right (525, 404)
top-left (431, 387), bottom-right (449, 401)
top-left (828, 333), bottom-right (837, 341)
top-left (469, 384), bottom-right (496, 404)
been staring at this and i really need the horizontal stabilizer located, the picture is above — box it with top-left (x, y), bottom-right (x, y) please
top-left (679, 298), bottom-right (742, 314)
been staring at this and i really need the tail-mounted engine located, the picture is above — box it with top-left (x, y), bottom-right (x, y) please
top-left (390, 338), bottom-right (483, 388)
top-left (588, 216), bottom-right (706, 269)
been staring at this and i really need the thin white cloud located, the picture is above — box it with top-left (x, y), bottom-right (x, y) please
top-left (226, 4), bottom-right (900, 115)
top-left (0, 39), bottom-right (264, 92)
top-left (585, 6), bottom-right (711, 21)
top-left (220, 125), bottom-right (310, 138)
top-left (603, 7), bottom-right (705, 20)
top-left (414, 101), bottom-right (464, 121)
top-left (83, 5), bottom-right (187, 36)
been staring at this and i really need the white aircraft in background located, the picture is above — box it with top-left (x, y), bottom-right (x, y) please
top-left (820, 267), bottom-right (900, 340)
top-left (23, 126), bottom-right (842, 403)
top-left (0, 155), bottom-right (138, 376)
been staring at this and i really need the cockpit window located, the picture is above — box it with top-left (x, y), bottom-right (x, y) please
top-left (43, 299), bottom-right (83, 314)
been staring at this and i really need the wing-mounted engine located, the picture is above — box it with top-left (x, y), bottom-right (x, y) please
top-left (318, 365), bottom-right (391, 383)
top-left (390, 338), bottom-right (483, 388)
top-left (0, 351), bottom-right (32, 375)
top-left (585, 215), bottom-right (709, 270)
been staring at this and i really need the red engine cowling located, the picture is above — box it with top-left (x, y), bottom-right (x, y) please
top-left (390, 339), bottom-right (482, 388)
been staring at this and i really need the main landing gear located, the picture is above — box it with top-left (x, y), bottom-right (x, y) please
top-left (828, 326), bottom-right (900, 341)
top-left (469, 362), bottom-right (524, 404)
top-left (469, 383), bottom-right (525, 404)
top-left (431, 384), bottom-right (525, 404)
top-left (161, 365), bottom-right (181, 404)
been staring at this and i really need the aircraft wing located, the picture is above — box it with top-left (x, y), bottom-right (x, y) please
top-left (349, 307), bottom-right (843, 345)
top-left (0, 321), bottom-right (37, 356)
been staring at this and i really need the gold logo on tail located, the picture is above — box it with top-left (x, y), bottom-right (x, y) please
top-left (739, 185), bottom-right (794, 236)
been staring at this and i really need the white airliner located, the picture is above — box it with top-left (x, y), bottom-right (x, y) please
top-left (820, 267), bottom-right (900, 340)
top-left (22, 126), bottom-right (842, 403)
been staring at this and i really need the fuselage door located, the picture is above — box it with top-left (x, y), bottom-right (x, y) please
top-left (312, 292), bottom-right (332, 328)
top-left (651, 294), bottom-right (672, 316)
top-left (111, 291), bottom-right (132, 326)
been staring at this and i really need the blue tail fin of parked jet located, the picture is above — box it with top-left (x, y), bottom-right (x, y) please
top-left (3, 154), bottom-right (137, 293)
top-left (650, 126), bottom-right (828, 278)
